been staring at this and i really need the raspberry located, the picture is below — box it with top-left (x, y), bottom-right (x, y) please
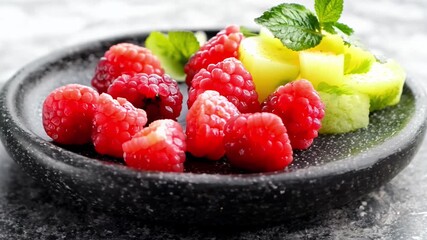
top-left (223, 112), bottom-right (293, 172)
top-left (92, 93), bottom-right (147, 158)
top-left (107, 73), bottom-right (183, 123)
top-left (184, 25), bottom-right (243, 86)
top-left (261, 79), bottom-right (325, 150)
top-left (123, 119), bottom-right (186, 172)
top-left (188, 57), bottom-right (260, 113)
top-left (91, 43), bottom-right (164, 93)
top-left (186, 90), bottom-right (240, 160)
top-left (42, 84), bottom-right (99, 145)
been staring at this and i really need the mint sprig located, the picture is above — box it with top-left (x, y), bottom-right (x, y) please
top-left (145, 31), bottom-right (200, 81)
top-left (255, 3), bottom-right (322, 51)
top-left (240, 26), bottom-right (258, 38)
top-left (255, 0), bottom-right (353, 51)
top-left (333, 22), bottom-right (354, 36)
top-left (316, 0), bottom-right (354, 36)
top-left (315, 0), bottom-right (343, 23)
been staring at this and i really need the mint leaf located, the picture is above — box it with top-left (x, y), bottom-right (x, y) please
top-left (255, 3), bottom-right (322, 51)
top-left (168, 32), bottom-right (200, 63)
top-left (333, 22), bottom-right (354, 36)
top-left (146, 31), bottom-right (174, 57)
top-left (315, 0), bottom-right (343, 23)
top-left (323, 21), bottom-right (354, 38)
top-left (145, 31), bottom-right (199, 81)
top-left (315, 0), bottom-right (353, 37)
top-left (240, 26), bottom-right (258, 37)
top-left (322, 22), bottom-right (337, 34)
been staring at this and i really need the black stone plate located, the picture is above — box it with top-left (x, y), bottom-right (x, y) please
top-left (0, 31), bottom-right (426, 226)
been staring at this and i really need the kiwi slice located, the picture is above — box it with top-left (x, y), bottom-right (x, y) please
top-left (318, 85), bottom-right (370, 134)
top-left (345, 60), bottom-right (406, 111)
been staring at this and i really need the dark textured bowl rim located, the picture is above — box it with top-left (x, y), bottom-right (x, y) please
top-left (1, 30), bottom-right (427, 187)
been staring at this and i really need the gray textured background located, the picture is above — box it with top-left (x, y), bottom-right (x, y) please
top-left (1, 0), bottom-right (427, 239)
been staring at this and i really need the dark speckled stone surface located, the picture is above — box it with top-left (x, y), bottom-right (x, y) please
top-left (1, 0), bottom-right (427, 239)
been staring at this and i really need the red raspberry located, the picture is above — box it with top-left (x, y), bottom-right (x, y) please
top-left (184, 25), bottom-right (243, 86)
top-left (107, 73), bottom-right (183, 123)
top-left (92, 93), bottom-right (147, 158)
top-left (186, 90), bottom-right (240, 160)
top-left (123, 119), bottom-right (186, 172)
top-left (262, 80), bottom-right (325, 150)
top-left (223, 112), bottom-right (293, 172)
top-left (91, 43), bottom-right (164, 93)
top-left (188, 57), bottom-right (260, 113)
top-left (42, 84), bottom-right (99, 145)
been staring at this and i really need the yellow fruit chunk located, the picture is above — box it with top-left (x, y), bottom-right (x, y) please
top-left (299, 51), bottom-right (344, 89)
top-left (344, 45), bottom-right (376, 74)
top-left (345, 60), bottom-right (406, 111)
top-left (238, 36), bottom-right (300, 102)
top-left (309, 33), bottom-right (345, 54)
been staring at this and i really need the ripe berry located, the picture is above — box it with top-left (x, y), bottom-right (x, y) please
top-left (42, 84), bottom-right (99, 145)
top-left (184, 25), bottom-right (243, 86)
top-left (186, 90), bottom-right (240, 160)
top-left (223, 112), bottom-right (293, 172)
top-left (91, 43), bottom-right (164, 93)
top-left (123, 119), bottom-right (186, 172)
top-left (188, 57), bottom-right (260, 113)
top-left (262, 80), bottom-right (325, 150)
top-left (107, 73), bottom-right (183, 123)
top-left (92, 93), bottom-right (147, 158)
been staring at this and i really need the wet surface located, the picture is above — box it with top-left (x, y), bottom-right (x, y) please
top-left (1, 0), bottom-right (427, 239)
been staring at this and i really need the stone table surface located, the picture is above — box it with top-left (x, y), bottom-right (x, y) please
top-left (1, 0), bottom-right (427, 239)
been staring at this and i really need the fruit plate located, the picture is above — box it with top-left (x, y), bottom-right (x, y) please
top-left (0, 30), bottom-right (426, 226)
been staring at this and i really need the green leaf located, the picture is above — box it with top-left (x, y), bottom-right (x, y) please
top-left (240, 26), bottom-right (258, 37)
top-left (145, 31), bottom-right (200, 81)
top-left (315, 0), bottom-right (343, 23)
top-left (322, 22), bottom-right (337, 34)
top-left (145, 31), bottom-right (174, 58)
top-left (333, 22), bottom-right (354, 36)
top-left (168, 32), bottom-right (200, 63)
top-left (255, 3), bottom-right (323, 51)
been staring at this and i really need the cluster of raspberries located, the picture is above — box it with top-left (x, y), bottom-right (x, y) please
top-left (42, 25), bottom-right (325, 173)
